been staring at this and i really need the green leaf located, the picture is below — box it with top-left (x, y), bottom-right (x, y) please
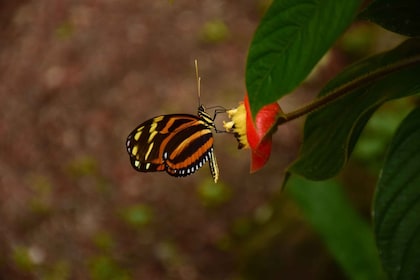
top-left (374, 107), bottom-right (420, 280)
top-left (359, 0), bottom-right (420, 37)
top-left (287, 176), bottom-right (385, 279)
top-left (289, 38), bottom-right (420, 180)
top-left (246, 0), bottom-right (361, 116)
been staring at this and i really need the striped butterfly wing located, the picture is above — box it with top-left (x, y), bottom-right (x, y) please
top-left (126, 113), bottom-right (219, 182)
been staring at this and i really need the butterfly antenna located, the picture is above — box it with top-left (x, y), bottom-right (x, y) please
top-left (194, 59), bottom-right (202, 107)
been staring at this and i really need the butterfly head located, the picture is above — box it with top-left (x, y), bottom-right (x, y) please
top-left (198, 104), bottom-right (206, 113)
top-left (197, 105), bottom-right (214, 127)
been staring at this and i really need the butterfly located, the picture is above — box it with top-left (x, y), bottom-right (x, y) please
top-left (125, 60), bottom-right (225, 183)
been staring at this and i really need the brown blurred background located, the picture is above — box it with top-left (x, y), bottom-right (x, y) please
top-left (0, 1), bottom-right (405, 279)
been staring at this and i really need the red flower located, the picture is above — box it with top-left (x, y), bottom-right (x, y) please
top-left (224, 94), bottom-right (283, 172)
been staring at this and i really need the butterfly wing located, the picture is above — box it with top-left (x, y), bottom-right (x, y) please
top-left (126, 114), bottom-right (218, 181)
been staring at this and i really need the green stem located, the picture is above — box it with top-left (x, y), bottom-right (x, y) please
top-left (277, 55), bottom-right (420, 126)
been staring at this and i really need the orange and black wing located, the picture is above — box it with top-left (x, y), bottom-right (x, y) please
top-left (126, 114), bottom-right (219, 182)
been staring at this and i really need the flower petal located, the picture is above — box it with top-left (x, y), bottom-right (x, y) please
top-left (250, 138), bottom-right (272, 173)
top-left (244, 94), bottom-right (282, 172)
top-left (244, 94), bottom-right (282, 148)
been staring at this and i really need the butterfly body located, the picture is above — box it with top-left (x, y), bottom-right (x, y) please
top-left (126, 106), bottom-right (219, 182)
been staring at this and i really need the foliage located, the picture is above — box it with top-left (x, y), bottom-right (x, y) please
top-left (289, 38), bottom-right (420, 180)
top-left (246, 0), bottom-right (420, 279)
top-left (374, 108), bottom-right (420, 279)
top-left (287, 177), bottom-right (385, 279)
top-left (246, 0), bottom-right (361, 116)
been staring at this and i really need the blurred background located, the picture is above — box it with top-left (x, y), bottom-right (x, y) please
top-left (0, 1), bottom-right (409, 279)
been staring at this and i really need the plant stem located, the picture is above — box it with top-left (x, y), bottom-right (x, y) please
top-left (276, 55), bottom-right (420, 126)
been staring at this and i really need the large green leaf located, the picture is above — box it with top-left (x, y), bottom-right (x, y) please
top-left (246, 0), bottom-right (361, 116)
top-left (289, 39), bottom-right (420, 180)
top-left (359, 0), bottom-right (420, 37)
top-left (374, 107), bottom-right (420, 280)
top-left (287, 176), bottom-right (385, 279)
